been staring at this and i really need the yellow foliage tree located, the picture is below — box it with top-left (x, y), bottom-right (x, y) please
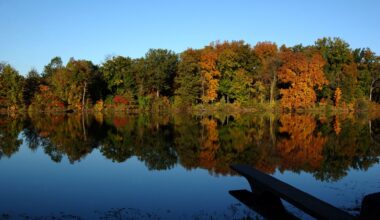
top-left (334, 87), bottom-right (342, 107)
top-left (200, 48), bottom-right (221, 103)
top-left (333, 116), bottom-right (341, 135)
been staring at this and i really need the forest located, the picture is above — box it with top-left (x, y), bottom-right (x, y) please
top-left (1, 37), bottom-right (380, 113)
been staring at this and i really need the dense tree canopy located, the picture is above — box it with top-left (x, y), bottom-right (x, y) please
top-left (0, 63), bottom-right (24, 110)
top-left (143, 49), bottom-right (178, 98)
top-left (23, 69), bottom-right (41, 106)
top-left (100, 56), bottom-right (135, 96)
top-left (253, 42), bottom-right (279, 104)
top-left (1, 37), bottom-right (380, 112)
top-left (175, 49), bottom-right (202, 106)
top-left (278, 50), bottom-right (328, 109)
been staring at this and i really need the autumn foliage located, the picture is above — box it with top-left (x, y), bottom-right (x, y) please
top-left (1, 37), bottom-right (380, 112)
top-left (200, 48), bottom-right (221, 103)
top-left (113, 95), bottom-right (128, 105)
top-left (254, 42), bottom-right (278, 61)
top-left (31, 85), bottom-right (66, 111)
top-left (333, 116), bottom-right (341, 134)
top-left (278, 51), bottom-right (328, 109)
top-left (334, 87), bottom-right (342, 106)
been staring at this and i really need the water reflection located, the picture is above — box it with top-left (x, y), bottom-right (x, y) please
top-left (0, 115), bottom-right (23, 158)
top-left (1, 112), bottom-right (380, 182)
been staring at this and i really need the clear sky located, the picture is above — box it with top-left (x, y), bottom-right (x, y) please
top-left (1, 0), bottom-right (379, 75)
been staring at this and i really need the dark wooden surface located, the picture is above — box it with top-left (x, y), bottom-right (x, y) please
top-left (231, 164), bottom-right (355, 220)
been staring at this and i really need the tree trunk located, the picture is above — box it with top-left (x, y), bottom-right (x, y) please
top-left (270, 74), bottom-right (277, 105)
top-left (370, 77), bottom-right (380, 101)
top-left (201, 80), bottom-right (205, 103)
top-left (269, 114), bottom-right (276, 146)
top-left (369, 120), bottom-right (372, 137)
top-left (82, 112), bottom-right (87, 141)
top-left (82, 82), bottom-right (87, 111)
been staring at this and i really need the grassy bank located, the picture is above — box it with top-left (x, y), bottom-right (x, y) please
top-left (3, 99), bottom-right (380, 117)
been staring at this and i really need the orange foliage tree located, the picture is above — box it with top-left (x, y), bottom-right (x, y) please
top-left (278, 51), bottom-right (328, 109)
top-left (333, 116), bottom-right (341, 135)
top-left (334, 87), bottom-right (342, 106)
top-left (200, 47), bottom-right (221, 103)
top-left (254, 42), bottom-right (278, 61)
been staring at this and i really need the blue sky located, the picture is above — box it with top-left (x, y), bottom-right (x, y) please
top-left (1, 0), bottom-right (379, 75)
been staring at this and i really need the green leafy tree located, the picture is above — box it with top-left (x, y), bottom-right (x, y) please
top-left (0, 63), bottom-right (24, 110)
top-left (132, 58), bottom-right (147, 97)
top-left (40, 57), bottom-right (68, 108)
top-left (227, 69), bottom-right (253, 103)
top-left (143, 49), bottom-right (178, 97)
top-left (315, 37), bottom-right (357, 102)
top-left (88, 69), bottom-right (108, 104)
top-left (23, 68), bottom-right (41, 106)
top-left (217, 41), bottom-right (259, 104)
top-left (65, 58), bottom-right (98, 109)
top-left (43, 56), bottom-right (63, 80)
top-left (251, 81), bottom-right (266, 103)
top-left (100, 56), bottom-right (136, 96)
top-left (174, 48), bottom-right (202, 106)
top-left (354, 48), bottom-right (380, 101)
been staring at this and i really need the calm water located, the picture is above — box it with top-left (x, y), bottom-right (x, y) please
top-left (1, 112), bottom-right (380, 219)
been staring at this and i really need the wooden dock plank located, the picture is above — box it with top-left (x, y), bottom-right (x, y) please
top-left (231, 164), bottom-right (354, 220)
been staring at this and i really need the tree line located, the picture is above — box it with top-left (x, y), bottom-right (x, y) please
top-left (1, 37), bottom-right (380, 112)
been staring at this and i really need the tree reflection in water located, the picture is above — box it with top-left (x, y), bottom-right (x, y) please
top-left (1, 112), bottom-right (380, 182)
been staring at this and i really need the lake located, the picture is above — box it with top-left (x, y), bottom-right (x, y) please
top-left (0, 112), bottom-right (380, 219)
